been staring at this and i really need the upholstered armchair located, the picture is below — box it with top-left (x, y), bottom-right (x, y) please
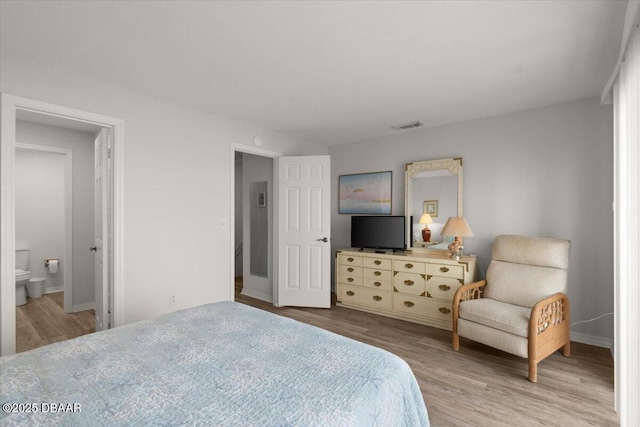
top-left (452, 235), bottom-right (571, 382)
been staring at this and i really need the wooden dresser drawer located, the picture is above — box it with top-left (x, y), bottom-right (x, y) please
top-left (338, 265), bottom-right (363, 277)
top-left (393, 296), bottom-right (452, 322)
top-left (363, 277), bottom-right (393, 292)
top-left (393, 260), bottom-right (426, 274)
top-left (338, 274), bottom-right (363, 286)
top-left (338, 254), bottom-right (363, 266)
top-left (363, 257), bottom-right (392, 270)
top-left (426, 263), bottom-right (464, 279)
top-left (363, 268), bottom-right (392, 282)
top-left (338, 284), bottom-right (392, 310)
top-left (393, 272), bottom-right (426, 295)
top-left (426, 276), bottom-right (462, 301)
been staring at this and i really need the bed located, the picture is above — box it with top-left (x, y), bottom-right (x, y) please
top-left (1, 301), bottom-right (429, 426)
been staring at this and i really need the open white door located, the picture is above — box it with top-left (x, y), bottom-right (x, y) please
top-left (277, 155), bottom-right (331, 308)
top-left (93, 129), bottom-right (110, 331)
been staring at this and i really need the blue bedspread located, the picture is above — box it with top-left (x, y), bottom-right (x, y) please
top-left (1, 301), bottom-right (429, 426)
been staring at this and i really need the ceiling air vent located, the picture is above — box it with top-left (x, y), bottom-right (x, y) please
top-left (391, 121), bottom-right (423, 131)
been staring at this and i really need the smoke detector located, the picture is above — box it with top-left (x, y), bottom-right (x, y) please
top-left (391, 121), bottom-right (423, 130)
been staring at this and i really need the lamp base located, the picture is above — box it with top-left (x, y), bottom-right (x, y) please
top-left (422, 227), bottom-right (431, 242)
top-left (447, 238), bottom-right (464, 261)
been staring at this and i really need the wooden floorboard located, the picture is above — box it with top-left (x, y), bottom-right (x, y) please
top-left (16, 292), bottom-right (95, 353)
top-left (235, 279), bottom-right (617, 426)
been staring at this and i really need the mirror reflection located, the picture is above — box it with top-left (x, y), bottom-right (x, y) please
top-left (405, 158), bottom-right (463, 251)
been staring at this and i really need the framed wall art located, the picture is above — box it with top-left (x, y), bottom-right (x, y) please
top-left (339, 171), bottom-right (392, 214)
top-left (423, 200), bottom-right (438, 217)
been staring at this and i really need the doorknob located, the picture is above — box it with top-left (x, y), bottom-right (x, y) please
top-left (316, 237), bottom-right (329, 242)
top-left (89, 246), bottom-right (97, 252)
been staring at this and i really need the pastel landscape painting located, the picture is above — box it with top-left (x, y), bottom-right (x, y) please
top-left (339, 171), bottom-right (392, 214)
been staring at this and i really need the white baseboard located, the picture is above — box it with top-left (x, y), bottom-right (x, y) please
top-left (43, 286), bottom-right (63, 294)
top-left (240, 288), bottom-right (273, 303)
top-left (72, 302), bottom-right (95, 312)
top-left (571, 331), bottom-right (614, 349)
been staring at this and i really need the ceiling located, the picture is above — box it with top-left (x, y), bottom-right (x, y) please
top-left (0, 1), bottom-right (627, 146)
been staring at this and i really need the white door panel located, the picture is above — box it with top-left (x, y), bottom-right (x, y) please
top-left (277, 155), bottom-right (330, 308)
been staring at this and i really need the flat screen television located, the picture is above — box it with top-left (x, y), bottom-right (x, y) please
top-left (351, 215), bottom-right (406, 251)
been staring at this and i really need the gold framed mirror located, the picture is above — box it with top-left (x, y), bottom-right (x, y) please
top-left (405, 158), bottom-right (463, 251)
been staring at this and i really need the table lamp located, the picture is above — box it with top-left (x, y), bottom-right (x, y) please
top-left (419, 213), bottom-right (433, 242)
top-left (441, 217), bottom-right (474, 260)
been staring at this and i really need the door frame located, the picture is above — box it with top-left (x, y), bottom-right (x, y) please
top-left (15, 142), bottom-right (73, 313)
top-left (0, 93), bottom-right (125, 355)
top-left (230, 143), bottom-right (283, 306)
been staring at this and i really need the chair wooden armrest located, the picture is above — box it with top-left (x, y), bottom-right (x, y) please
top-left (453, 280), bottom-right (487, 307)
top-left (452, 280), bottom-right (486, 351)
top-left (527, 292), bottom-right (571, 382)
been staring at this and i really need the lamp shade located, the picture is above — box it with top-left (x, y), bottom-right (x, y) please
top-left (419, 213), bottom-right (433, 224)
top-left (441, 217), bottom-right (474, 237)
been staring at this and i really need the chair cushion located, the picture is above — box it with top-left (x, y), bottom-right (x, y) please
top-left (492, 235), bottom-right (570, 269)
top-left (484, 260), bottom-right (567, 308)
top-left (458, 298), bottom-right (530, 338)
top-left (457, 318), bottom-right (529, 358)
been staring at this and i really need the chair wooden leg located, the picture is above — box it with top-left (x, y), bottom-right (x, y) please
top-left (562, 341), bottom-right (570, 357)
top-left (528, 360), bottom-right (538, 383)
top-left (452, 333), bottom-right (460, 351)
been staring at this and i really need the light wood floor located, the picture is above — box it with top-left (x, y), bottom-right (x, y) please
top-left (16, 292), bottom-right (95, 353)
top-left (235, 278), bottom-right (617, 426)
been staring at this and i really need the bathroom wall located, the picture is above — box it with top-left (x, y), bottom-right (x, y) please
top-left (16, 120), bottom-right (96, 310)
top-left (15, 149), bottom-right (65, 292)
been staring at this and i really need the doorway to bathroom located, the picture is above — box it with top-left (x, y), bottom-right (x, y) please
top-left (14, 123), bottom-right (97, 352)
top-left (0, 94), bottom-right (124, 356)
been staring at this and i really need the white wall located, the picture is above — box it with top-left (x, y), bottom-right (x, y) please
top-left (15, 149), bottom-right (65, 292)
top-left (16, 121), bottom-right (96, 308)
top-left (241, 153), bottom-right (274, 302)
top-left (1, 55), bottom-right (327, 326)
top-left (330, 97), bottom-right (614, 345)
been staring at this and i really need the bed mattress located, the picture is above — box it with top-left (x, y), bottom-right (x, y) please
top-left (1, 301), bottom-right (429, 426)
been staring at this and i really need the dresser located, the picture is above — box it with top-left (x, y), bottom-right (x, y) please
top-left (336, 248), bottom-right (478, 330)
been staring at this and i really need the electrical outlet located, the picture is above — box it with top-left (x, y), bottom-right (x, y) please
top-left (169, 294), bottom-right (177, 307)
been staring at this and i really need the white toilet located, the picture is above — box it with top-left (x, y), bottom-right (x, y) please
top-left (15, 248), bottom-right (31, 306)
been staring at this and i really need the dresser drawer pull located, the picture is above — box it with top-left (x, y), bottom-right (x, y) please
top-left (347, 277), bottom-right (354, 282)
top-left (374, 260), bottom-right (382, 265)
top-left (439, 284), bottom-right (451, 291)
top-left (440, 267), bottom-right (450, 273)
top-left (372, 295), bottom-right (382, 301)
top-left (346, 290), bottom-right (355, 296)
top-left (374, 271), bottom-right (382, 276)
top-left (439, 307), bottom-right (451, 314)
top-left (404, 280), bottom-right (414, 286)
top-left (347, 267), bottom-right (354, 272)
top-left (405, 263), bottom-right (414, 269)
top-left (347, 257), bottom-right (354, 262)
top-left (374, 281), bottom-right (382, 287)
top-left (404, 301), bottom-right (415, 308)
